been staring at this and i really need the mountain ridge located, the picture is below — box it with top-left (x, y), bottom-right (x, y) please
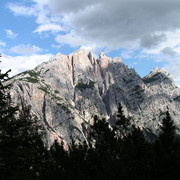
top-left (7, 48), bottom-right (180, 146)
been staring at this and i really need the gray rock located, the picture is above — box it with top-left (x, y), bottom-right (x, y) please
top-left (7, 48), bottom-right (180, 146)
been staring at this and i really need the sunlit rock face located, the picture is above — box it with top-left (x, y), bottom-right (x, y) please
top-left (8, 48), bottom-right (180, 146)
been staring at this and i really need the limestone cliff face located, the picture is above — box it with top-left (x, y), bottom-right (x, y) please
top-left (8, 49), bottom-right (180, 145)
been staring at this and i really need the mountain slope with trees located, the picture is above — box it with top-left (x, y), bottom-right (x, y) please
top-left (1, 67), bottom-right (180, 179)
top-left (5, 48), bottom-right (180, 146)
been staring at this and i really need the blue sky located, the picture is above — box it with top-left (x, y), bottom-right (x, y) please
top-left (0, 0), bottom-right (180, 86)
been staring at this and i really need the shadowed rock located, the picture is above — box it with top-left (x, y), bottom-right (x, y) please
top-left (7, 48), bottom-right (180, 146)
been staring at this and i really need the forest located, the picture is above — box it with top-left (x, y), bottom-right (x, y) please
top-left (1, 68), bottom-right (180, 180)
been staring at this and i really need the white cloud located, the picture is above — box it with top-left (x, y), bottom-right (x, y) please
top-left (80, 45), bottom-right (96, 54)
top-left (48, 0), bottom-right (98, 14)
top-left (140, 33), bottom-right (167, 49)
top-left (7, 0), bottom-right (180, 52)
top-left (49, 0), bottom-right (180, 49)
top-left (164, 59), bottom-right (180, 87)
top-left (55, 31), bottom-right (85, 48)
top-left (34, 23), bottom-right (64, 33)
top-left (7, 2), bottom-right (51, 25)
top-left (10, 44), bottom-right (42, 55)
top-left (55, 30), bottom-right (105, 52)
top-left (142, 30), bottom-right (180, 56)
top-left (31, 0), bottom-right (177, 55)
top-left (0, 54), bottom-right (53, 76)
top-left (161, 47), bottom-right (177, 56)
top-left (7, 3), bottom-right (38, 16)
top-left (51, 44), bottom-right (62, 49)
top-left (5, 29), bottom-right (18, 39)
top-left (7, 2), bottom-right (63, 35)
top-left (7, 0), bottom-right (180, 73)
top-left (0, 40), bottom-right (6, 47)
top-left (121, 50), bottom-right (134, 59)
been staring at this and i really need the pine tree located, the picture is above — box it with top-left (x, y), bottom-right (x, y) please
top-left (67, 140), bottom-right (88, 179)
top-left (159, 111), bottom-right (176, 150)
top-left (115, 103), bottom-right (131, 138)
top-left (122, 125), bottom-right (150, 179)
top-left (49, 139), bottom-right (68, 179)
top-left (0, 63), bottom-right (18, 178)
top-left (0, 104), bottom-right (49, 179)
top-left (154, 111), bottom-right (179, 179)
top-left (0, 60), bottom-right (49, 179)
top-left (87, 115), bottom-right (117, 179)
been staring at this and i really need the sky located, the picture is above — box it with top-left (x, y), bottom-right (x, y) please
top-left (0, 0), bottom-right (180, 86)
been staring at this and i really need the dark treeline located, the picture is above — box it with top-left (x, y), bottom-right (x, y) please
top-left (1, 69), bottom-right (180, 179)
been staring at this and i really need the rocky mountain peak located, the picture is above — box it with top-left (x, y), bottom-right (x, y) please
top-left (99, 52), bottom-right (105, 58)
top-left (143, 67), bottom-right (175, 87)
top-left (7, 48), bottom-right (180, 146)
top-left (149, 67), bottom-right (172, 78)
top-left (113, 57), bottom-right (123, 63)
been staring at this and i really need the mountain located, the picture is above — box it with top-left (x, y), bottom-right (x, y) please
top-left (7, 49), bottom-right (180, 146)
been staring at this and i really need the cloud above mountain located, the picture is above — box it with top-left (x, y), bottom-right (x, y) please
top-left (0, 54), bottom-right (53, 76)
top-left (44, 0), bottom-right (180, 51)
top-left (8, 0), bottom-right (180, 52)
top-left (3, 0), bottom-right (180, 86)
top-left (9, 44), bottom-right (42, 55)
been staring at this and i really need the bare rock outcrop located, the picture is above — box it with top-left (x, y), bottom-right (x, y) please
top-left (7, 48), bottom-right (180, 145)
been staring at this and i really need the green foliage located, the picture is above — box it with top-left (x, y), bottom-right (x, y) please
top-left (25, 77), bottom-right (39, 83)
top-left (54, 90), bottom-right (60, 94)
top-left (20, 70), bottom-right (39, 78)
top-left (57, 103), bottom-right (71, 114)
top-left (38, 86), bottom-right (50, 94)
top-left (12, 70), bottom-right (40, 84)
top-left (76, 80), bottom-right (95, 90)
top-left (26, 70), bottom-right (39, 78)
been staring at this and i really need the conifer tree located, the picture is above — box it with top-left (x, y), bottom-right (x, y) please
top-left (115, 103), bottom-right (131, 138)
top-left (88, 115), bottom-right (117, 179)
top-left (0, 59), bottom-right (49, 179)
top-left (159, 111), bottom-right (176, 150)
top-left (49, 139), bottom-right (68, 179)
top-left (0, 62), bottom-right (18, 178)
top-left (154, 111), bottom-right (179, 179)
top-left (67, 140), bottom-right (89, 179)
top-left (123, 125), bottom-right (149, 179)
